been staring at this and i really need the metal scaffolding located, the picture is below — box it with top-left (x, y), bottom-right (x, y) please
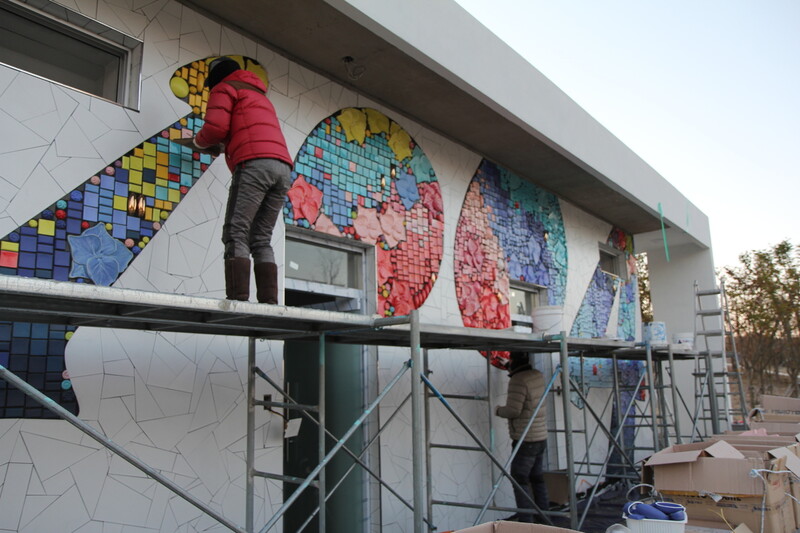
top-left (0, 276), bottom-right (698, 532)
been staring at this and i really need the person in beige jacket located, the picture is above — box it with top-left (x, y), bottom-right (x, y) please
top-left (495, 352), bottom-right (549, 523)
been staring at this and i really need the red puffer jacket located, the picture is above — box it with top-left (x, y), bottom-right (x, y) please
top-left (195, 69), bottom-right (293, 173)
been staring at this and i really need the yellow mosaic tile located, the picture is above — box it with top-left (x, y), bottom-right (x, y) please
top-left (129, 157), bottom-right (143, 171)
top-left (144, 156), bottom-right (156, 169)
top-left (113, 196), bottom-right (127, 211)
top-left (143, 183), bottom-right (155, 197)
top-left (1, 241), bottom-right (19, 252)
top-left (37, 219), bottom-right (55, 236)
top-left (143, 143), bottom-right (156, 156)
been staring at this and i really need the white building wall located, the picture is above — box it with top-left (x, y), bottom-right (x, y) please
top-left (0, 0), bottom-right (645, 532)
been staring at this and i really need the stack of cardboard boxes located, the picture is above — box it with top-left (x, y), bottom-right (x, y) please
top-left (645, 395), bottom-right (800, 533)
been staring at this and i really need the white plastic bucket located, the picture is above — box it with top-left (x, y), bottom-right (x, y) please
top-left (642, 322), bottom-right (667, 344)
top-left (532, 306), bottom-right (564, 335)
top-left (673, 332), bottom-right (694, 350)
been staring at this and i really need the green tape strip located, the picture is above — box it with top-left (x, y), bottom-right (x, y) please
top-left (658, 202), bottom-right (670, 262)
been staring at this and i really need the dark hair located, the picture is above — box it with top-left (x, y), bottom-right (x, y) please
top-left (508, 352), bottom-right (529, 371)
top-left (205, 57), bottom-right (241, 89)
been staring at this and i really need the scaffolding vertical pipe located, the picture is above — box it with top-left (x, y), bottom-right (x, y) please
top-left (486, 349), bottom-right (495, 510)
top-left (410, 309), bottom-right (426, 533)
top-left (246, 337), bottom-right (256, 533)
top-left (656, 357), bottom-right (669, 447)
top-left (707, 351), bottom-right (721, 435)
top-left (559, 334), bottom-right (578, 529)
top-left (645, 343), bottom-right (659, 451)
top-left (318, 333), bottom-right (326, 533)
top-left (423, 348), bottom-right (433, 532)
top-left (668, 345), bottom-right (683, 444)
top-left (579, 353), bottom-right (590, 478)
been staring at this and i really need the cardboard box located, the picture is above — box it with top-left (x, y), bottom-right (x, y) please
top-left (748, 409), bottom-right (800, 434)
top-left (644, 440), bottom-right (798, 532)
top-left (709, 437), bottom-right (800, 529)
top-left (759, 395), bottom-right (800, 415)
top-left (452, 521), bottom-right (579, 533)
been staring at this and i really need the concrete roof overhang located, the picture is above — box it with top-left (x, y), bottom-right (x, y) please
top-left (177, 0), bottom-right (710, 250)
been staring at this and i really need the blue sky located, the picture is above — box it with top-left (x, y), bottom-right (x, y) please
top-left (455, 0), bottom-right (800, 269)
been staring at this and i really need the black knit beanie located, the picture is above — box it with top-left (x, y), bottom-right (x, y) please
top-left (205, 57), bottom-right (241, 89)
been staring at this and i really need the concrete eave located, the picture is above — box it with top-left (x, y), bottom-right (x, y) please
top-left (176, 0), bottom-right (711, 249)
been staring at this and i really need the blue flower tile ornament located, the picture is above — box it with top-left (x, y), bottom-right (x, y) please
top-left (68, 223), bottom-right (133, 286)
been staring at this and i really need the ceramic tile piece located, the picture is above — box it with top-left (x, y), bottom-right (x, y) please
top-left (0, 463), bottom-right (31, 530)
top-left (133, 371), bottom-right (166, 422)
top-left (73, 520), bottom-right (104, 533)
top-left (102, 374), bottom-right (136, 399)
top-left (176, 430), bottom-right (228, 495)
top-left (147, 386), bottom-right (191, 418)
top-left (102, 523), bottom-right (124, 533)
top-left (111, 472), bottom-right (156, 498)
top-left (18, 494), bottom-right (59, 530)
top-left (93, 476), bottom-right (152, 526)
top-left (71, 449), bottom-right (110, 516)
top-left (40, 467), bottom-right (74, 495)
top-left (0, 75), bottom-right (56, 124)
top-left (167, 492), bottom-right (204, 528)
top-left (19, 486), bottom-right (89, 533)
top-left (54, 119), bottom-right (101, 159)
top-left (138, 414), bottom-right (191, 450)
top-left (20, 432), bottom-right (97, 481)
top-left (0, 110), bottom-right (47, 155)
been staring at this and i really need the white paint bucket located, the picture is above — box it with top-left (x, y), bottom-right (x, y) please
top-left (673, 332), bottom-right (694, 350)
top-left (642, 322), bottom-right (667, 344)
top-left (532, 306), bottom-right (564, 335)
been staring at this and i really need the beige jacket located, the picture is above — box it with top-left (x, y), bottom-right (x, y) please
top-left (496, 366), bottom-right (547, 442)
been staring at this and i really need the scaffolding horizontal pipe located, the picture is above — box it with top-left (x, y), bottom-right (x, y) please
top-left (0, 277), bottom-right (645, 354)
top-left (254, 400), bottom-right (318, 412)
top-left (441, 393), bottom-right (489, 401)
top-left (252, 470), bottom-right (318, 487)
top-left (430, 443), bottom-right (483, 452)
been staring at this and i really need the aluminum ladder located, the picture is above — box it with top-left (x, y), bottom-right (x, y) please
top-left (691, 280), bottom-right (749, 438)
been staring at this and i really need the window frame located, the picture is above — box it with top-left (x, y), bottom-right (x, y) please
top-left (284, 226), bottom-right (374, 314)
top-left (598, 242), bottom-right (628, 280)
top-left (0, 0), bottom-right (143, 110)
top-left (509, 279), bottom-right (547, 328)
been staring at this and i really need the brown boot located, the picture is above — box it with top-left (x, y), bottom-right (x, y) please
top-left (224, 257), bottom-right (251, 301)
top-left (254, 262), bottom-right (279, 304)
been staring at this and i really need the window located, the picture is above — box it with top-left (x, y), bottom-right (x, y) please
top-left (599, 242), bottom-right (626, 279)
top-left (286, 238), bottom-right (363, 290)
top-left (284, 228), bottom-right (371, 312)
top-left (509, 280), bottom-right (546, 329)
top-left (0, 0), bottom-right (142, 109)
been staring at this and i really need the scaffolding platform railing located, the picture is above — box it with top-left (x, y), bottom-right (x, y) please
top-left (0, 276), bottom-right (701, 532)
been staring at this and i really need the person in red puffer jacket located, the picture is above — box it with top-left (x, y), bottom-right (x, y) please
top-left (194, 56), bottom-right (293, 304)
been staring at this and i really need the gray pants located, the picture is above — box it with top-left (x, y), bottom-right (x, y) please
top-left (223, 158), bottom-right (291, 263)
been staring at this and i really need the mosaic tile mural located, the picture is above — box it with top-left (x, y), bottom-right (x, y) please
top-left (568, 227), bottom-right (641, 423)
top-left (0, 55), bottom-right (263, 418)
top-left (453, 159), bottom-right (567, 368)
top-left (284, 107), bottom-right (444, 317)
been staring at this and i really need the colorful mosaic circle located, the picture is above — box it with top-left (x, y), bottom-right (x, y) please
top-left (454, 160), bottom-right (567, 368)
top-left (284, 108), bottom-right (444, 316)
